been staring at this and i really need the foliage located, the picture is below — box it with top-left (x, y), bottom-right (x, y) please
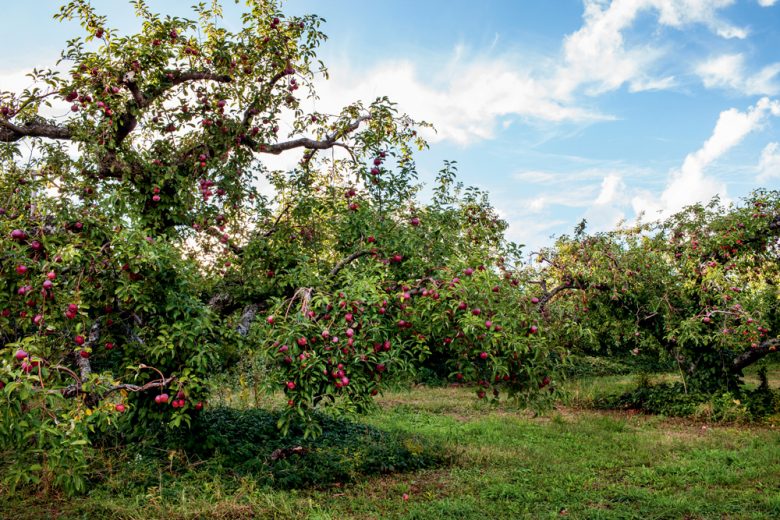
top-left (531, 190), bottom-right (780, 393)
top-left (2, 0), bottom-right (778, 498)
top-left (0, 0), bottom-right (556, 493)
top-left (596, 378), bottom-right (779, 421)
top-left (561, 353), bottom-right (675, 379)
top-left (167, 406), bottom-right (449, 489)
top-left (3, 385), bottom-right (780, 519)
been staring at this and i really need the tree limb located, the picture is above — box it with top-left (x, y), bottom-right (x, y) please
top-left (100, 376), bottom-right (176, 399)
top-left (329, 250), bottom-right (372, 277)
top-left (254, 116), bottom-right (369, 155)
top-left (732, 338), bottom-right (779, 372)
top-left (0, 119), bottom-right (72, 143)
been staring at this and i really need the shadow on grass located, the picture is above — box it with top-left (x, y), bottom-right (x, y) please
top-left (160, 407), bottom-right (452, 489)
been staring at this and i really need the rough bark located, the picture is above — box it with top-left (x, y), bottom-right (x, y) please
top-left (237, 304), bottom-right (259, 336)
top-left (732, 338), bottom-right (779, 372)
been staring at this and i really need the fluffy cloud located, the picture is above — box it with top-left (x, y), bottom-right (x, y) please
top-left (4, 1), bottom-right (753, 150)
top-left (503, 215), bottom-right (568, 252)
top-left (696, 54), bottom-right (780, 95)
top-left (632, 97), bottom-right (780, 216)
top-left (758, 0), bottom-right (777, 7)
top-left (553, 0), bottom-right (744, 100)
top-left (0, 69), bottom-right (71, 118)
top-left (756, 142), bottom-right (780, 181)
top-left (311, 0), bottom-right (748, 146)
top-left (593, 174), bottom-right (625, 205)
top-left (312, 58), bottom-right (607, 146)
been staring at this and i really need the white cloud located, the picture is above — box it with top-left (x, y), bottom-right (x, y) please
top-left (632, 97), bottom-right (780, 216)
top-left (628, 76), bottom-right (677, 92)
top-left (4, 0), bottom-right (754, 150)
top-left (594, 174), bottom-right (625, 205)
top-left (756, 142), bottom-right (780, 182)
top-left (582, 173), bottom-right (628, 230)
top-left (0, 69), bottom-right (39, 94)
top-left (312, 57), bottom-right (609, 146)
top-left (0, 69), bottom-right (71, 118)
top-left (553, 0), bottom-right (745, 101)
top-left (504, 216), bottom-right (568, 251)
top-left (309, 0), bottom-right (749, 146)
top-left (696, 54), bottom-right (780, 95)
top-left (758, 0), bottom-right (777, 7)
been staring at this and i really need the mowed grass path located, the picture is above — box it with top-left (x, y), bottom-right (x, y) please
top-left (3, 384), bottom-right (779, 519)
top-left (353, 386), bottom-right (780, 519)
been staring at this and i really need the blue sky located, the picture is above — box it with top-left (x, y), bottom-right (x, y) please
top-left (2, 1), bottom-right (780, 252)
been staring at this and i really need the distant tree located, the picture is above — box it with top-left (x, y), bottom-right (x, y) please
top-left (530, 191), bottom-right (780, 392)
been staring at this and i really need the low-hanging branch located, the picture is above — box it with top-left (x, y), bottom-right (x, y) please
top-left (732, 338), bottom-right (780, 372)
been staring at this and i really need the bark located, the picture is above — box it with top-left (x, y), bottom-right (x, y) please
top-left (732, 338), bottom-right (779, 372)
top-left (237, 304), bottom-right (259, 336)
top-left (329, 250), bottom-right (372, 277)
top-left (0, 120), bottom-right (72, 142)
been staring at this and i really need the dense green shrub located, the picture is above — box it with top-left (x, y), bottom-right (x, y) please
top-left (596, 376), bottom-right (779, 421)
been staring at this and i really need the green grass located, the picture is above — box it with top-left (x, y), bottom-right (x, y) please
top-left (3, 382), bottom-right (780, 519)
top-left (561, 361), bottom-right (780, 409)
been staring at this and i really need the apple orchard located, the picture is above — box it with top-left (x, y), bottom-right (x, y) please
top-left (1, 0), bottom-right (778, 494)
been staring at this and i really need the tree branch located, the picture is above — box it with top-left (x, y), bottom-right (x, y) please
top-left (0, 119), bottom-right (72, 143)
top-left (100, 376), bottom-right (176, 399)
top-left (732, 338), bottom-right (779, 372)
top-left (255, 116), bottom-right (369, 155)
top-left (329, 250), bottom-right (372, 278)
top-left (241, 70), bottom-right (286, 128)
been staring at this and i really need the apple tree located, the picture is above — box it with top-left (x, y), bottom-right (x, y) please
top-left (0, 0), bottom-right (565, 492)
top-left (0, 0), bottom-right (427, 491)
top-left (528, 191), bottom-right (780, 393)
top-left (247, 163), bottom-right (565, 434)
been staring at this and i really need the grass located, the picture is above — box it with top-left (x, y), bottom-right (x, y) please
top-left (2, 380), bottom-right (780, 520)
top-left (562, 360), bottom-right (780, 409)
